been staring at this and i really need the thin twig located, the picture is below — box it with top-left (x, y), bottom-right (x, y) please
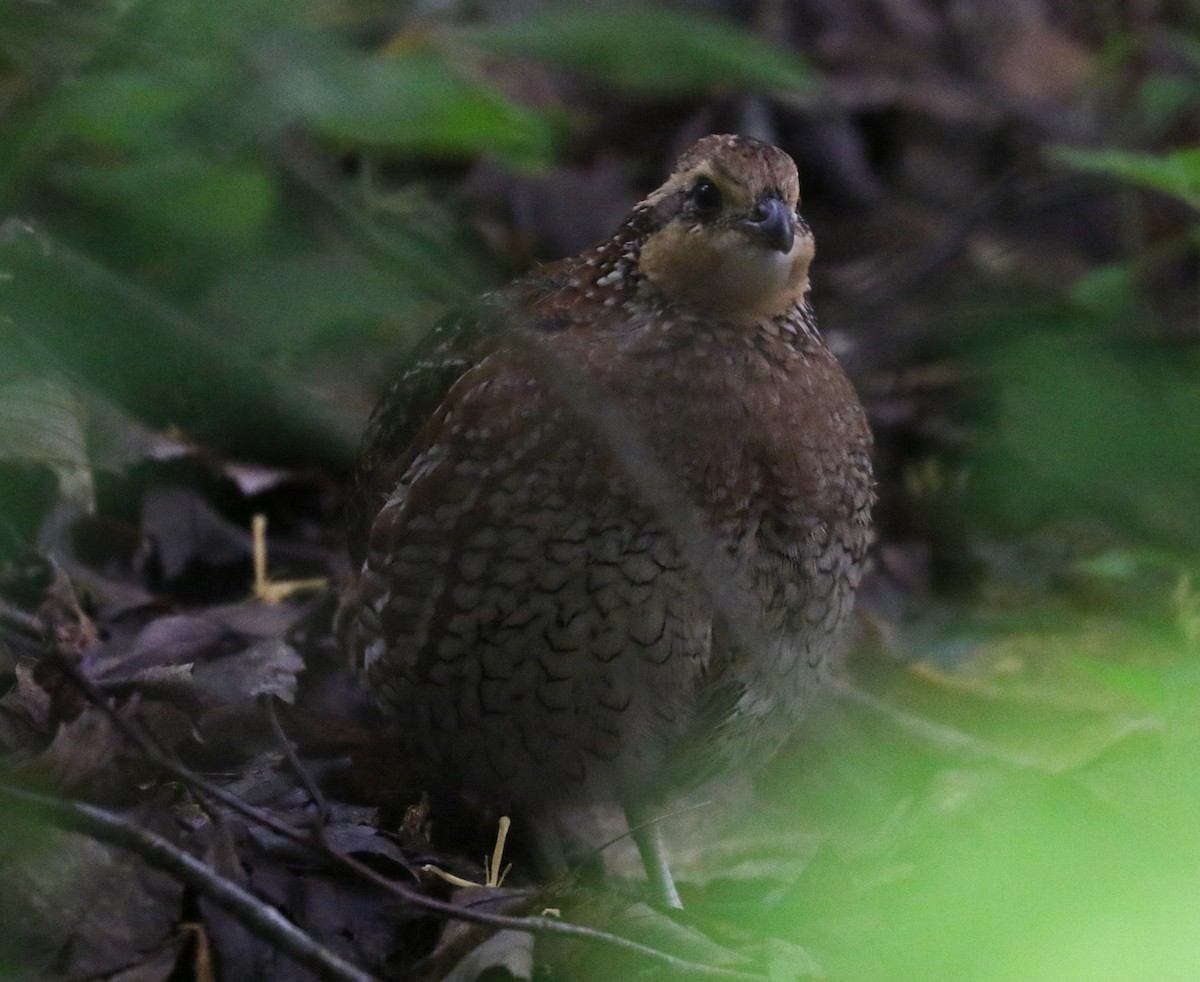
top-left (0, 598), bottom-right (45, 640)
top-left (0, 784), bottom-right (378, 982)
top-left (312, 845), bottom-right (767, 980)
top-left (55, 652), bottom-right (317, 849)
top-left (588, 797), bottom-right (716, 867)
top-left (260, 693), bottom-right (331, 822)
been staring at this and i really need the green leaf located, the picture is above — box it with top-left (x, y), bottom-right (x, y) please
top-left (204, 253), bottom-right (419, 352)
top-left (0, 373), bottom-right (93, 512)
top-left (1069, 262), bottom-right (1134, 316)
top-left (57, 156), bottom-right (277, 242)
top-left (969, 323), bottom-right (1200, 539)
top-left (1078, 653), bottom-right (1200, 710)
top-left (274, 49), bottom-right (556, 165)
top-left (1161, 27), bottom-right (1200, 74)
top-left (454, 5), bottom-right (815, 96)
top-left (1052, 145), bottom-right (1200, 211)
top-left (52, 70), bottom-right (196, 152)
top-left (1136, 74), bottom-right (1200, 130)
top-left (1070, 547), bottom-right (1185, 582)
top-left (765, 938), bottom-right (823, 981)
top-left (0, 220), bottom-right (359, 469)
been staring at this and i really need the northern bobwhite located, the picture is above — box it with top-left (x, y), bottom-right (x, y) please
top-left (347, 134), bottom-right (874, 907)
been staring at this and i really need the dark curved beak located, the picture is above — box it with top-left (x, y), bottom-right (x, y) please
top-left (741, 197), bottom-right (794, 254)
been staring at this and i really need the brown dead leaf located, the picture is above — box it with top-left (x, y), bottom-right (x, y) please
top-left (89, 613), bottom-right (227, 680)
top-left (442, 928), bottom-right (534, 982)
top-left (106, 935), bottom-right (190, 982)
top-left (192, 807), bottom-right (407, 982)
top-left (75, 610), bottom-right (305, 733)
top-left (7, 705), bottom-right (124, 792)
top-left (192, 639), bottom-right (305, 708)
top-left (205, 597), bottom-right (312, 638)
top-left (0, 664), bottom-right (53, 755)
top-left (38, 562), bottom-right (100, 657)
top-left (221, 460), bottom-right (296, 497)
top-left (142, 485), bottom-right (251, 581)
top-left (321, 814), bottom-right (418, 871)
top-left (422, 885), bottom-right (538, 980)
top-left (55, 554), bottom-right (160, 621)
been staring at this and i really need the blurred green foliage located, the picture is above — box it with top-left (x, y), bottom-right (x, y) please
top-left (552, 602), bottom-right (1200, 981)
top-left (964, 72), bottom-right (1200, 555)
top-left (0, 794), bottom-right (57, 977)
top-left (1054, 145), bottom-right (1200, 210)
top-left (1, 2), bottom-right (1199, 978)
top-left (968, 302), bottom-right (1200, 546)
top-left (869, 45), bottom-right (1200, 975)
top-left (455, 5), bottom-right (815, 96)
top-left (0, 0), bottom-right (813, 478)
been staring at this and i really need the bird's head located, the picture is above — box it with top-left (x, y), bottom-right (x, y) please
top-left (635, 134), bottom-right (814, 326)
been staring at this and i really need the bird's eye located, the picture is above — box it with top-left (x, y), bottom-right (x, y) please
top-left (691, 178), bottom-right (723, 218)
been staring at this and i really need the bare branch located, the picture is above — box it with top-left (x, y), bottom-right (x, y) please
top-left (0, 784), bottom-right (379, 982)
top-left (51, 650), bottom-right (769, 980)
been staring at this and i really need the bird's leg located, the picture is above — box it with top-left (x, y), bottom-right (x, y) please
top-left (625, 803), bottom-right (683, 909)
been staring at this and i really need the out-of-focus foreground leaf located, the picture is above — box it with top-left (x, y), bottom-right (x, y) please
top-left (0, 0), bottom-right (559, 477)
top-left (0, 221), bottom-right (360, 470)
top-left (956, 284), bottom-right (1200, 549)
top-left (274, 47), bottom-right (556, 164)
top-left (0, 372), bottom-right (93, 513)
top-left (453, 4), bottom-right (816, 96)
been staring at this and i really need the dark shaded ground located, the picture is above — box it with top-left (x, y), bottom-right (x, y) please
top-left (2, 0), bottom-right (1200, 979)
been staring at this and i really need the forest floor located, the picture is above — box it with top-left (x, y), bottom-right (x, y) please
top-left (3, 0), bottom-right (1200, 979)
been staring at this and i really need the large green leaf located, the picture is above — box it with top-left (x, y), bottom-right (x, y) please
top-left (0, 372), bottom-right (94, 512)
top-left (0, 221), bottom-right (360, 469)
top-left (1053, 145), bottom-right (1200, 211)
top-left (273, 49), bottom-right (556, 165)
top-left (55, 155), bottom-right (277, 243)
top-left (52, 70), bottom-right (197, 152)
top-left (454, 5), bottom-right (815, 96)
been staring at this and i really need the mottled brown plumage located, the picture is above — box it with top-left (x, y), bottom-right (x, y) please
top-left (347, 135), bottom-right (873, 906)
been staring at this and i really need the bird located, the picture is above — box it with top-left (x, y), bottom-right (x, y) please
top-left (346, 134), bottom-right (874, 908)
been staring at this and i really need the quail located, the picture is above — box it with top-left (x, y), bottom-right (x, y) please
top-left (347, 134), bottom-right (874, 908)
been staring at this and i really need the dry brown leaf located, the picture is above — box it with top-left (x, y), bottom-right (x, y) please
top-left (0, 664), bottom-right (53, 755)
top-left (142, 486), bottom-right (251, 581)
top-left (192, 639), bottom-right (305, 708)
top-left (441, 928), bottom-right (534, 982)
top-left (8, 705), bottom-right (124, 791)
